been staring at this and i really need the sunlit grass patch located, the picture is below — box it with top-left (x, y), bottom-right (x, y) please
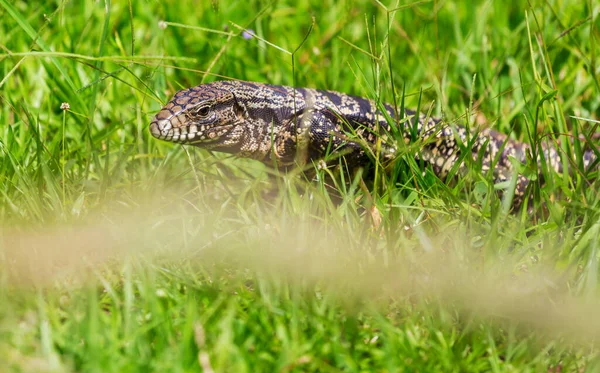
top-left (1, 0), bottom-right (600, 371)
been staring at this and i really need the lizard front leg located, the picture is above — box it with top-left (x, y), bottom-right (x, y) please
top-left (271, 109), bottom-right (370, 169)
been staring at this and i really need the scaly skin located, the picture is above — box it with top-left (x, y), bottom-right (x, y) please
top-left (149, 80), bottom-right (597, 206)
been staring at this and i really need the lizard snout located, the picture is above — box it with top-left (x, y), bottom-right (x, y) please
top-left (150, 107), bottom-right (186, 139)
top-left (149, 119), bottom-right (165, 138)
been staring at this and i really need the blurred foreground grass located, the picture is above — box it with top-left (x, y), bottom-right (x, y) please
top-left (1, 0), bottom-right (600, 371)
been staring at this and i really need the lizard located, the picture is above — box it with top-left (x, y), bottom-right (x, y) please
top-left (149, 79), bottom-right (598, 208)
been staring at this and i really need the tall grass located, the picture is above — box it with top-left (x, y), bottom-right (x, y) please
top-left (1, 0), bottom-right (599, 371)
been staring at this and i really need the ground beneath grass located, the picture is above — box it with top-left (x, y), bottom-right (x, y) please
top-left (1, 0), bottom-right (600, 371)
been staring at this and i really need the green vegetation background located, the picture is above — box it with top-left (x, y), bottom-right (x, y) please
top-left (1, 0), bottom-right (599, 372)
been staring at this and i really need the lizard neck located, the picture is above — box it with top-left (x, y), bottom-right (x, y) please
top-left (234, 117), bottom-right (283, 161)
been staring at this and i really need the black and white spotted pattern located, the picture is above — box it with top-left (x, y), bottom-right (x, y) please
top-left (150, 80), bottom-right (598, 207)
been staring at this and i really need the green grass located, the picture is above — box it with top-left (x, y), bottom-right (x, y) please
top-left (1, 0), bottom-right (600, 371)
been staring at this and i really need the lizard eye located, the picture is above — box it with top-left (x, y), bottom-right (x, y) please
top-left (196, 106), bottom-right (211, 118)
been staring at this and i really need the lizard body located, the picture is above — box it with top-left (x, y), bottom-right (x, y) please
top-left (150, 80), bottom-right (597, 205)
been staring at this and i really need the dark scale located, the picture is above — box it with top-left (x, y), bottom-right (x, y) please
top-left (149, 80), bottom-right (598, 208)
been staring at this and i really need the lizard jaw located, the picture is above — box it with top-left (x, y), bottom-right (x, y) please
top-left (150, 113), bottom-right (235, 145)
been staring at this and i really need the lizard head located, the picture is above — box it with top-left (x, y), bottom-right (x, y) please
top-left (150, 81), bottom-right (247, 149)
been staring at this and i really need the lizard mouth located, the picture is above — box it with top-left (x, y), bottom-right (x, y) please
top-left (150, 108), bottom-right (198, 143)
top-left (149, 117), bottom-right (193, 143)
top-left (187, 125), bottom-right (235, 145)
top-left (150, 116), bottom-right (233, 144)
